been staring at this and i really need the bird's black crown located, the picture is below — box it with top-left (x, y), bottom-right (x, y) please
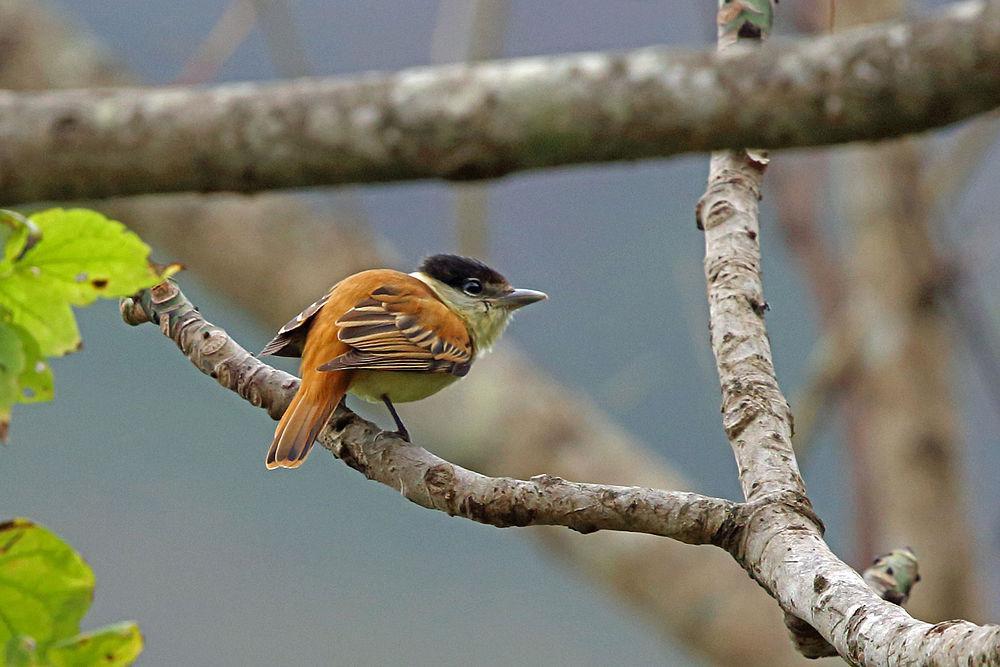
top-left (419, 254), bottom-right (508, 291)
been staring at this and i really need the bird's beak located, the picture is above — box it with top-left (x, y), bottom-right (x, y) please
top-left (495, 288), bottom-right (547, 310)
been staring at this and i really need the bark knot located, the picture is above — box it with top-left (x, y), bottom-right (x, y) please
top-left (721, 490), bottom-right (825, 560)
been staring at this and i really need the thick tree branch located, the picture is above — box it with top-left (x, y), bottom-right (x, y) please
top-left (2, 0), bottom-right (999, 204)
top-left (120, 281), bottom-right (734, 544)
top-left (691, 2), bottom-right (997, 663)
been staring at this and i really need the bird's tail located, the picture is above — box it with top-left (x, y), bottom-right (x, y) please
top-left (266, 371), bottom-right (350, 469)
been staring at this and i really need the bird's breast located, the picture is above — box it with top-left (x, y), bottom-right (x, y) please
top-left (348, 371), bottom-right (461, 404)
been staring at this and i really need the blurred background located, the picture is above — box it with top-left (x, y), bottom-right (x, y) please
top-left (2, 0), bottom-right (998, 664)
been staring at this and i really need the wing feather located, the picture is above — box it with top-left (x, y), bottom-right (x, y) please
top-left (259, 292), bottom-right (331, 357)
top-left (319, 284), bottom-right (472, 376)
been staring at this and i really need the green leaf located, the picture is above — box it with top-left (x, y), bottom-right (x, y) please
top-left (0, 317), bottom-right (53, 424)
top-left (11, 323), bottom-right (54, 406)
top-left (0, 521), bottom-right (143, 666)
top-left (0, 208), bottom-right (164, 357)
top-left (0, 319), bottom-right (27, 435)
top-left (0, 319), bottom-right (52, 441)
top-left (5, 635), bottom-right (43, 667)
top-left (24, 209), bottom-right (163, 305)
top-left (0, 520), bottom-right (94, 650)
top-left (0, 210), bottom-right (31, 273)
top-left (48, 622), bottom-right (143, 667)
top-left (0, 273), bottom-right (80, 358)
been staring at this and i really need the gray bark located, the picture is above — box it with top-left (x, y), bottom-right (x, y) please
top-left (0, 0), bottom-right (998, 204)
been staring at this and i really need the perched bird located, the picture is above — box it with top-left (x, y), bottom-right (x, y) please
top-left (259, 254), bottom-right (547, 469)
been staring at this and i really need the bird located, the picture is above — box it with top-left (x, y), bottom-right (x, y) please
top-left (259, 254), bottom-right (547, 469)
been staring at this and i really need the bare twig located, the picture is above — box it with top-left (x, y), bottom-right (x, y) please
top-left (698, 0), bottom-right (801, 498)
top-left (173, 0), bottom-right (258, 85)
top-left (2, 0), bottom-right (998, 204)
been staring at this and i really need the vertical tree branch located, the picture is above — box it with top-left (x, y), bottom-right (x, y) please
top-left (698, 0), bottom-right (805, 503)
top-left (698, 2), bottom-right (830, 654)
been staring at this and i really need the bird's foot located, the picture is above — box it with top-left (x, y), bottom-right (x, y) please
top-left (380, 395), bottom-right (411, 443)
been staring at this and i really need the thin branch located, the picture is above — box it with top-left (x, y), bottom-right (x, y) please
top-left (698, 0), bottom-right (801, 500)
top-left (120, 281), bottom-right (734, 544)
top-left (2, 0), bottom-right (998, 204)
top-left (173, 0), bottom-right (258, 85)
top-left (696, 2), bottom-right (804, 503)
top-left (250, 0), bottom-right (312, 79)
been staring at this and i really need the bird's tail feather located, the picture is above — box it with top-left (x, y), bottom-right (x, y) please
top-left (266, 372), bottom-right (348, 469)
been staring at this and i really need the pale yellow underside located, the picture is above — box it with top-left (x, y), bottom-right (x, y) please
top-left (348, 370), bottom-right (460, 403)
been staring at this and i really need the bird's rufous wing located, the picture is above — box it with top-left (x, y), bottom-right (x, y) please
top-left (318, 284), bottom-right (473, 376)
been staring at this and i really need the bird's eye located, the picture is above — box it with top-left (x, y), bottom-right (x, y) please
top-left (462, 279), bottom-right (483, 295)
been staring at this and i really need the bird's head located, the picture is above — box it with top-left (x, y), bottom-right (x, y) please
top-left (412, 254), bottom-right (547, 353)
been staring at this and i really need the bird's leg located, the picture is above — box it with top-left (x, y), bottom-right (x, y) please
top-left (381, 395), bottom-right (411, 442)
